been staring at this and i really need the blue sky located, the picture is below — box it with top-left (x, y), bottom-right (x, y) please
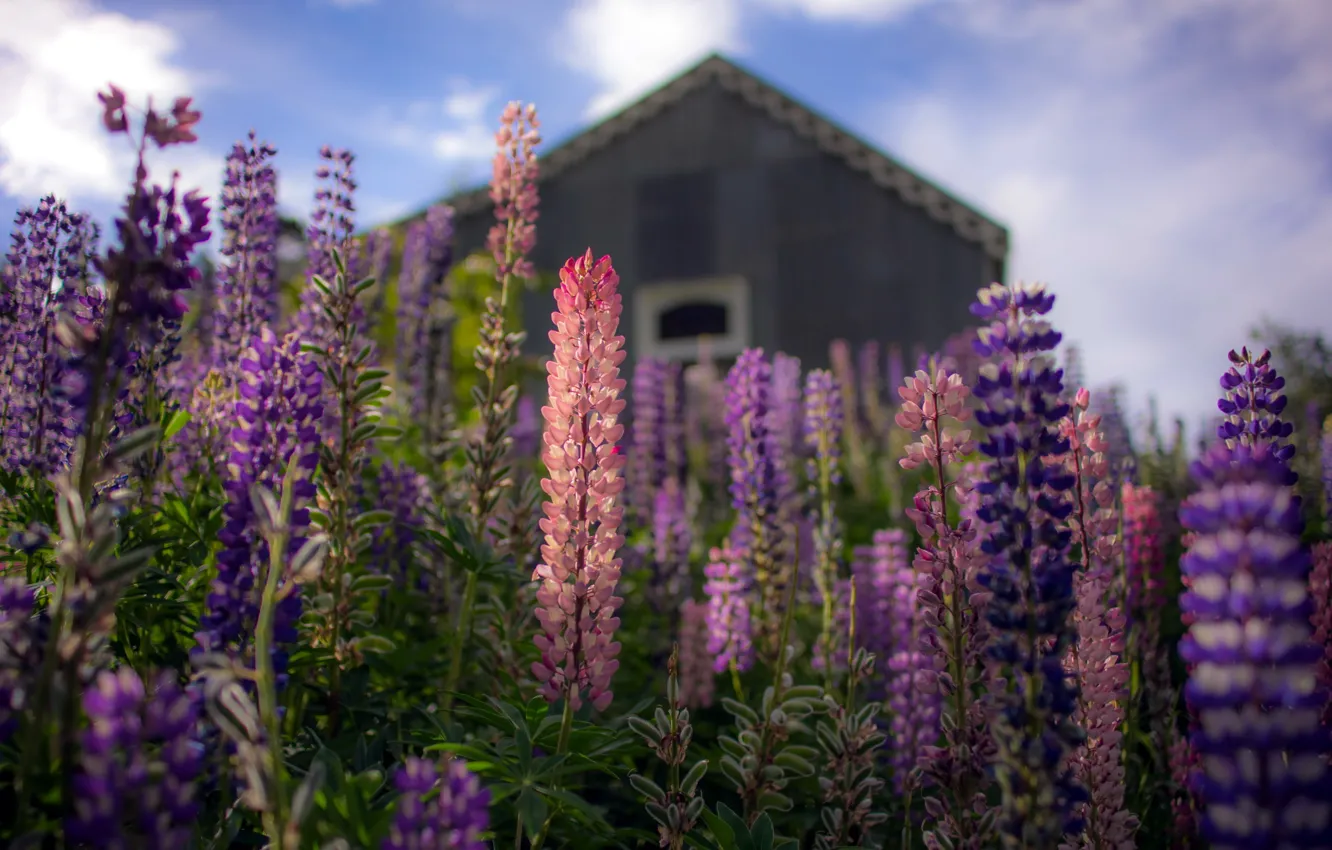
top-left (2, 0), bottom-right (1330, 438)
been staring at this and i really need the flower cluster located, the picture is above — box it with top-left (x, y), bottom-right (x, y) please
top-left (293, 146), bottom-right (358, 347)
top-left (0, 578), bottom-right (45, 743)
top-left (970, 282), bottom-right (1086, 846)
top-left (532, 251), bottom-right (627, 711)
top-left (366, 461), bottom-right (432, 581)
top-left (383, 757), bottom-right (491, 850)
top-left (197, 328), bottom-right (323, 678)
top-left (66, 669), bottom-right (204, 848)
top-left (0, 197), bottom-right (90, 474)
top-left (703, 540), bottom-right (754, 675)
top-left (1216, 347), bottom-right (1295, 479)
top-left (486, 103), bottom-right (540, 283)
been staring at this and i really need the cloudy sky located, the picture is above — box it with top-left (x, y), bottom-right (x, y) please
top-left (1, 0), bottom-right (1329, 439)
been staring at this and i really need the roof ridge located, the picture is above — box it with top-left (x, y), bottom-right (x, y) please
top-left (404, 53), bottom-right (1008, 260)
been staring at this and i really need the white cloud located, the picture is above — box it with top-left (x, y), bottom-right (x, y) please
top-left (373, 79), bottom-right (499, 163)
top-left (748, 0), bottom-right (934, 23)
top-left (0, 0), bottom-right (222, 208)
top-left (556, 0), bottom-right (744, 119)
top-left (875, 0), bottom-right (1332, 430)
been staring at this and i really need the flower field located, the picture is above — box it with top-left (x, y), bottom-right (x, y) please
top-left (0, 83), bottom-right (1330, 850)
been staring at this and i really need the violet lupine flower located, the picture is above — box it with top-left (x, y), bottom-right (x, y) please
top-left (0, 578), bottom-right (45, 743)
top-left (1322, 415), bottom-right (1332, 532)
top-left (630, 357), bottom-right (670, 521)
top-left (829, 338), bottom-right (870, 497)
top-left (1310, 542), bottom-right (1332, 725)
top-left (67, 669), bottom-right (203, 848)
top-left (293, 146), bottom-right (358, 346)
top-left (724, 348), bottom-right (784, 654)
top-left (805, 368), bottom-right (845, 661)
top-left (684, 345), bottom-right (727, 490)
top-left (970, 282), bottom-right (1086, 846)
top-left (214, 132), bottom-right (280, 365)
top-left (873, 527), bottom-right (939, 793)
top-left (703, 540), bottom-right (754, 674)
top-left (382, 757), bottom-right (491, 850)
top-left (367, 461), bottom-right (432, 581)
top-left (1217, 347), bottom-right (1296, 482)
top-left (532, 251), bottom-right (627, 712)
top-left (678, 598), bottom-right (716, 709)
top-left (850, 530), bottom-right (906, 694)
top-left (1178, 441), bottom-right (1331, 848)
top-left (0, 197), bottom-right (86, 474)
top-left (197, 328), bottom-right (323, 681)
top-left (511, 395), bottom-right (541, 462)
top-left (397, 204), bottom-right (457, 432)
top-left (651, 476), bottom-right (692, 611)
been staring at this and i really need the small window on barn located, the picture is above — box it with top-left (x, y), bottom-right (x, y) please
top-left (658, 301), bottom-right (728, 340)
top-left (635, 276), bottom-right (750, 362)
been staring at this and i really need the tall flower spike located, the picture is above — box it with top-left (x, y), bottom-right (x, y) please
top-left (724, 348), bottom-right (784, 656)
top-left (197, 328), bottom-right (322, 681)
top-left (532, 250), bottom-right (627, 712)
top-left (0, 197), bottom-right (86, 475)
top-left (486, 102), bottom-right (540, 283)
top-left (1053, 389), bottom-right (1138, 850)
top-left (214, 132), bottom-right (279, 366)
top-left (1178, 441), bottom-right (1331, 848)
top-left (970, 282), bottom-right (1086, 846)
top-left (293, 146), bottom-right (357, 347)
top-left (1310, 542), bottom-right (1332, 726)
top-left (804, 367), bottom-right (845, 685)
top-left (396, 204), bottom-right (457, 436)
top-left (896, 364), bottom-right (996, 847)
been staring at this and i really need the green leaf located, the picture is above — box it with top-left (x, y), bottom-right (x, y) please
top-left (748, 813), bottom-right (774, 850)
top-left (700, 806), bottom-right (738, 850)
top-left (515, 788), bottom-right (547, 838)
top-left (163, 409), bottom-right (192, 440)
top-left (716, 804), bottom-right (752, 850)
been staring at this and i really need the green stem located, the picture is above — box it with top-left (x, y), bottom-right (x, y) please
top-left (441, 571), bottom-right (479, 715)
top-left (256, 463), bottom-right (299, 849)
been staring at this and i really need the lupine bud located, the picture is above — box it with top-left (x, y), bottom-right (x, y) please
top-left (532, 251), bottom-right (627, 712)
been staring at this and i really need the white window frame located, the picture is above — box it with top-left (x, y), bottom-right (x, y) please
top-left (633, 275), bottom-right (751, 361)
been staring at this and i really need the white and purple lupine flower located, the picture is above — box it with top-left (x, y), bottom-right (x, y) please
top-left (971, 282), bottom-right (1086, 845)
top-left (66, 669), bottom-right (204, 848)
top-left (383, 757), bottom-right (491, 850)
top-left (196, 327), bottom-right (322, 682)
top-left (1179, 441), bottom-right (1331, 848)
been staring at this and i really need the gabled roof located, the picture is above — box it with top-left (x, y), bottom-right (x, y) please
top-left (422, 53), bottom-right (1008, 261)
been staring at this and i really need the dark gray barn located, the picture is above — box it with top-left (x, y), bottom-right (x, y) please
top-left (422, 53), bottom-right (1008, 370)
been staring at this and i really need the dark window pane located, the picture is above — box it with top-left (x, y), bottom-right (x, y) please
top-left (659, 301), bottom-right (728, 340)
top-left (637, 170), bottom-right (715, 280)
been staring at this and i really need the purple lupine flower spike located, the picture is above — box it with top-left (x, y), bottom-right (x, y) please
top-left (215, 132), bottom-right (279, 365)
top-left (383, 757), bottom-right (491, 850)
top-left (293, 146), bottom-right (357, 345)
top-left (197, 327), bottom-right (322, 682)
top-left (970, 282), bottom-right (1086, 844)
top-left (1179, 441), bottom-right (1331, 847)
top-left (0, 578), bottom-right (44, 743)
